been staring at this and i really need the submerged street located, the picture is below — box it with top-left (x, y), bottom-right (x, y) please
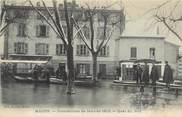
top-left (1, 79), bottom-right (182, 111)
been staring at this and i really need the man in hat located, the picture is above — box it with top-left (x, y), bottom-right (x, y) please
top-left (136, 63), bottom-right (142, 84)
top-left (150, 62), bottom-right (159, 85)
top-left (163, 61), bottom-right (173, 87)
top-left (141, 62), bottom-right (149, 85)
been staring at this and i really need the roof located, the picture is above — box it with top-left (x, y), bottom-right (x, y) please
top-left (116, 35), bottom-right (165, 40)
top-left (5, 5), bottom-right (122, 13)
top-left (120, 59), bottom-right (161, 64)
top-left (164, 41), bottom-right (181, 47)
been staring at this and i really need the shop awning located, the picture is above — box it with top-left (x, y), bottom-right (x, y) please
top-left (0, 54), bottom-right (52, 64)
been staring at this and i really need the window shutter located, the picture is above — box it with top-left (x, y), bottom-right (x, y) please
top-left (46, 44), bottom-right (49, 54)
top-left (25, 43), bottom-right (28, 54)
top-left (77, 45), bottom-right (80, 55)
top-left (86, 64), bottom-right (90, 75)
top-left (107, 46), bottom-right (109, 56)
top-left (87, 47), bottom-right (89, 56)
top-left (24, 24), bottom-right (26, 36)
top-left (17, 24), bottom-right (20, 36)
top-left (46, 26), bottom-right (49, 37)
top-left (87, 27), bottom-right (90, 39)
top-left (36, 25), bottom-right (40, 37)
top-left (76, 64), bottom-right (80, 75)
top-left (56, 44), bottom-right (58, 55)
top-left (35, 44), bottom-right (38, 54)
top-left (14, 43), bottom-right (17, 53)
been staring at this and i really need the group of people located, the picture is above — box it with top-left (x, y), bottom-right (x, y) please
top-left (31, 64), bottom-right (67, 81)
top-left (31, 64), bottom-right (50, 81)
top-left (56, 64), bottom-right (67, 81)
top-left (133, 61), bottom-right (173, 87)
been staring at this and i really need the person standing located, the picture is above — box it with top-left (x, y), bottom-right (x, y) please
top-left (62, 69), bottom-right (67, 81)
top-left (150, 62), bottom-right (159, 85)
top-left (163, 61), bottom-right (173, 87)
top-left (140, 62), bottom-right (149, 94)
top-left (141, 62), bottom-right (149, 85)
top-left (56, 65), bottom-right (62, 79)
top-left (150, 62), bottom-right (159, 95)
top-left (116, 67), bottom-right (121, 80)
top-left (136, 64), bottom-right (142, 84)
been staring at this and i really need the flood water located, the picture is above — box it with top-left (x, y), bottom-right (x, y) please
top-left (1, 78), bottom-right (182, 111)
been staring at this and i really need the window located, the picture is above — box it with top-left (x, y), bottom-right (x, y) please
top-left (130, 47), bottom-right (137, 59)
top-left (76, 64), bottom-right (90, 75)
top-left (36, 25), bottom-right (49, 37)
top-left (149, 48), bottom-right (155, 59)
top-left (76, 45), bottom-right (89, 56)
top-left (56, 44), bottom-right (66, 55)
top-left (17, 23), bottom-right (26, 37)
top-left (99, 64), bottom-right (106, 75)
top-left (97, 27), bottom-right (110, 39)
top-left (37, 11), bottom-right (49, 19)
top-left (14, 42), bottom-right (28, 54)
top-left (35, 43), bottom-right (49, 55)
top-left (77, 26), bottom-right (90, 39)
top-left (57, 26), bottom-right (67, 38)
top-left (14, 10), bottom-right (29, 19)
top-left (83, 26), bottom-right (90, 39)
top-left (99, 46), bottom-right (109, 57)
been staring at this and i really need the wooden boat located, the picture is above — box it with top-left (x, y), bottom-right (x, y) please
top-left (49, 77), bottom-right (67, 85)
top-left (14, 76), bottom-right (49, 83)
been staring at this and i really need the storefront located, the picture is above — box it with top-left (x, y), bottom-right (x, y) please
top-left (2, 54), bottom-right (52, 75)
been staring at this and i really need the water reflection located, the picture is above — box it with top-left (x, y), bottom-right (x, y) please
top-left (1, 79), bottom-right (182, 110)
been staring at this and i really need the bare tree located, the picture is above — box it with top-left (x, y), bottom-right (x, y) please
top-left (0, 1), bottom-right (15, 36)
top-left (29, 0), bottom-right (75, 94)
top-left (72, 5), bottom-right (124, 82)
top-left (152, 0), bottom-right (182, 42)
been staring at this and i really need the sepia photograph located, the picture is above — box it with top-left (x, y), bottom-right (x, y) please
top-left (0, 0), bottom-right (182, 116)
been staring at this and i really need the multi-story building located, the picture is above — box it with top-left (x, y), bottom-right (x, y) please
top-left (3, 1), bottom-right (124, 78)
top-left (2, 1), bottom-right (179, 80)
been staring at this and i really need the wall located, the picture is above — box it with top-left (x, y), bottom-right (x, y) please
top-left (115, 36), bottom-right (165, 62)
top-left (164, 41), bottom-right (179, 78)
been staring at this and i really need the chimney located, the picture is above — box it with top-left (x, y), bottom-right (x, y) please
top-left (37, 2), bottom-right (40, 7)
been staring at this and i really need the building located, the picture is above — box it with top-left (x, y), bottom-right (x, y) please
top-left (2, 1), bottom-right (179, 80)
top-left (177, 54), bottom-right (182, 79)
top-left (115, 36), bottom-right (179, 79)
top-left (2, 1), bottom-right (124, 78)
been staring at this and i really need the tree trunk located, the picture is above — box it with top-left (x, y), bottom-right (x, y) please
top-left (92, 53), bottom-right (98, 81)
top-left (66, 44), bottom-right (75, 94)
top-left (66, 15), bottom-right (74, 94)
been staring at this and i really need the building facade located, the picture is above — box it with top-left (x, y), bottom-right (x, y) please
top-left (3, 1), bottom-right (124, 78)
top-left (2, 2), bottom-right (179, 80)
top-left (115, 36), bottom-right (179, 79)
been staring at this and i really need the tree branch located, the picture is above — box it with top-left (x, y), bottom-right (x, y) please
top-left (72, 17), bottom-right (91, 51)
top-left (155, 15), bottom-right (182, 42)
top-left (29, 1), bottom-right (63, 40)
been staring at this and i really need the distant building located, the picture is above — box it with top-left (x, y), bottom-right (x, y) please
top-left (115, 36), bottom-right (179, 79)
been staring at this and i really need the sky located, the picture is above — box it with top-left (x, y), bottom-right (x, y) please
top-left (1, 0), bottom-right (182, 54)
